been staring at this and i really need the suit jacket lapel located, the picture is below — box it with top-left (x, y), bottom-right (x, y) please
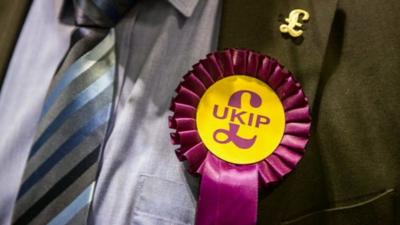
top-left (218, 0), bottom-right (338, 106)
top-left (0, 1), bottom-right (32, 88)
top-left (218, 0), bottom-right (338, 224)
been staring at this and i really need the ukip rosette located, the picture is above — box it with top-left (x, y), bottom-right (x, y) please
top-left (169, 49), bottom-right (311, 225)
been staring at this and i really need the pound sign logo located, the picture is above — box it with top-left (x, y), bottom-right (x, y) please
top-left (279, 9), bottom-right (310, 38)
top-left (196, 75), bottom-right (285, 164)
top-left (213, 90), bottom-right (270, 149)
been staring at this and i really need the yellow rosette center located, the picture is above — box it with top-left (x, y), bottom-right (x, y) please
top-left (196, 75), bottom-right (286, 164)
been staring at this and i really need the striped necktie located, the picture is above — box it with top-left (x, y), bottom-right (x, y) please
top-left (12, 1), bottom-right (135, 224)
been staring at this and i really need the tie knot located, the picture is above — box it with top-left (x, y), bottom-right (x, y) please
top-left (73, 0), bottom-right (136, 28)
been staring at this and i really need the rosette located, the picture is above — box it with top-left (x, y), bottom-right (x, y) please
top-left (169, 49), bottom-right (311, 225)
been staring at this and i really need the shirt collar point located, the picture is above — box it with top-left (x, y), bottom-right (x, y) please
top-left (167, 0), bottom-right (199, 18)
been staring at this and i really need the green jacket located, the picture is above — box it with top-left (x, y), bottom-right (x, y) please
top-left (219, 0), bottom-right (400, 224)
top-left (0, 0), bottom-right (31, 88)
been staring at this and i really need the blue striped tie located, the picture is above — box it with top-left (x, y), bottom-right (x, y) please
top-left (12, 1), bottom-right (135, 224)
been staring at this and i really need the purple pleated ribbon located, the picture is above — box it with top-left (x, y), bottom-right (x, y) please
top-left (169, 49), bottom-right (312, 225)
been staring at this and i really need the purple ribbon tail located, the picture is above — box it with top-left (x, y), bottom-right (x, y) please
top-left (196, 153), bottom-right (259, 225)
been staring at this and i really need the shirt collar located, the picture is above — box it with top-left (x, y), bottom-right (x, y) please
top-left (167, 0), bottom-right (200, 17)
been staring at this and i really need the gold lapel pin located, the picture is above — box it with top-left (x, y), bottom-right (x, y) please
top-left (280, 9), bottom-right (310, 38)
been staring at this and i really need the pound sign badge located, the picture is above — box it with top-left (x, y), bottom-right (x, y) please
top-left (280, 9), bottom-right (310, 38)
top-left (213, 90), bottom-right (267, 149)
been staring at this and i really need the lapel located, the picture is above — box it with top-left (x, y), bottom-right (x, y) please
top-left (218, 0), bottom-right (338, 224)
top-left (218, 0), bottom-right (338, 106)
top-left (0, 0), bottom-right (32, 88)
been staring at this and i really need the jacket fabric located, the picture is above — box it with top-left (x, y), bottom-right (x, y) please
top-left (0, 0), bottom-right (31, 88)
top-left (219, 0), bottom-right (400, 224)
